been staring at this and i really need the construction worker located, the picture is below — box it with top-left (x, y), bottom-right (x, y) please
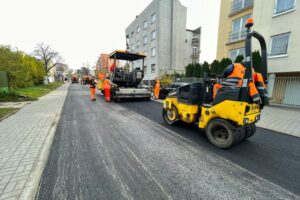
top-left (213, 63), bottom-right (261, 103)
top-left (89, 78), bottom-right (96, 101)
top-left (153, 78), bottom-right (160, 100)
top-left (103, 76), bottom-right (111, 102)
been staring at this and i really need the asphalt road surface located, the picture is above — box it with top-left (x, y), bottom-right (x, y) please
top-left (36, 84), bottom-right (300, 200)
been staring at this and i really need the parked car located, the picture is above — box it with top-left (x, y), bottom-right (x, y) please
top-left (159, 82), bottom-right (189, 99)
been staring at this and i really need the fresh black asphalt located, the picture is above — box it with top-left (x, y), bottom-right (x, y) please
top-left (36, 84), bottom-right (300, 199)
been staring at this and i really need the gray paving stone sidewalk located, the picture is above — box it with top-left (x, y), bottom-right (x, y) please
top-left (257, 106), bottom-right (300, 137)
top-left (0, 83), bottom-right (69, 200)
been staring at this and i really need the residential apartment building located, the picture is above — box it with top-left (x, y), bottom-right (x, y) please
top-left (216, 0), bottom-right (254, 61)
top-left (253, 0), bottom-right (300, 105)
top-left (125, 0), bottom-right (201, 81)
top-left (96, 53), bottom-right (119, 74)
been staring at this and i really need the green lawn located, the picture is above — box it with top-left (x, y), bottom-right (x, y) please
top-left (0, 82), bottom-right (63, 102)
top-left (0, 108), bottom-right (19, 119)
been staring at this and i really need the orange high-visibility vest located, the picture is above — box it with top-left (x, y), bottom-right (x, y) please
top-left (214, 63), bottom-right (260, 102)
top-left (224, 63), bottom-right (245, 86)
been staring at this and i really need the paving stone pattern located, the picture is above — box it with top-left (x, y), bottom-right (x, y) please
top-left (0, 84), bottom-right (68, 200)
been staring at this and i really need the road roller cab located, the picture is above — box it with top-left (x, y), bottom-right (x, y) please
top-left (162, 18), bottom-right (269, 149)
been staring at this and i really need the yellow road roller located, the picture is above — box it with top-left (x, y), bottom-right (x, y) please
top-left (162, 19), bottom-right (269, 149)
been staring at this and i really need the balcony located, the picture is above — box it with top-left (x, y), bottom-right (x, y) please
top-left (228, 30), bottom-right (247, 43)
top-left (230, 0), bottom-right (254, 16)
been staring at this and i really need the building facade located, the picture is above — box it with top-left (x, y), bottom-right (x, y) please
top-left (125, 0), bottom-right (201, 80)
top-left (216, 0), bottom-right (254, 61)
top-left (253, 0), bottom-right (300, 105)
top-left (96, 54), bottom-right (119, 74)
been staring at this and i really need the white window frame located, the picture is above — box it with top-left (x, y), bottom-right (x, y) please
top-left (151, 30), bottom-right (156, 40)
top-left (131, 31), bottom-right (134, 38)
top-left (192, 47), bottom-right (198, 56)
top-left (137, 40), bottom-right (140, 47)
top-left (143, 20), bottom-right (148, 29)
top-left (273, 0), bottom-right (296, 16)
top-left (230, 14), bottom-right (251, 42)
top-left (151, 47), bottom-right (156, 57)
top-left (228, 47), bottom-right (245, 61)
top-left (151, 13), bottom-right (156, 23)
top-left (137, 26), bottom-right (140, 33)
top-left (131, 44), bottom-right (135, 51)
top-left (143, 35), bottom-right (148, 45)
top-left (269, 32), bottom-right (290, 58)
top-left (144, 65), bottom-right (147, 74)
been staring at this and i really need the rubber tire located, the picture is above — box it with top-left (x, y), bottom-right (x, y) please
top-left (245, 123), bottom-right (256, 139)
top-left (162, 105), bottom-right (178, 125)
top-left (206, 118), bottom-right (238, 149)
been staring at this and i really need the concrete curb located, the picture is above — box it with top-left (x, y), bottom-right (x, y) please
top-left (19, 84), bottom-right (68, 200)
top-left (0, 109), bottom-right (19, 121)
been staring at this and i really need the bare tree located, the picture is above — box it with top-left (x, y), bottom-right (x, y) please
top-left (34, 43), bottom-right (62, 74)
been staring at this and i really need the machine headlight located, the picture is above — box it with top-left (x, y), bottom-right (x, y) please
top-left (255, 115), bottom-right (260, 121)
top-left (243, 118), bottom-right (249, 124)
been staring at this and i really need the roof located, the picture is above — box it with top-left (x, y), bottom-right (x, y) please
top-left (108, 50), bottom-right (146, 61)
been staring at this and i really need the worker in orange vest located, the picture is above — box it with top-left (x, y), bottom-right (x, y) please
top-left (89, 78), bottom-right (96, 101)
top-left (103, 76), bottom-right (111, 102)
top-left (213, 63), bottom-right (261, 103)
top-left (153, 78), bottom-right (160, 100)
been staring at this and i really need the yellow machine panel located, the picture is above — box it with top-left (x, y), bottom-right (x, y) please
top-left (199, 100), bottom-right (260, 129)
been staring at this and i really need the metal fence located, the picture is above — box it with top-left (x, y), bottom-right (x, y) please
top-left (270, 77), bottom-right (300, 106)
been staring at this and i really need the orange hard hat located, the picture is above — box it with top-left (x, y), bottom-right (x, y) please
top-left (245, 18), bottom-right (254, 28)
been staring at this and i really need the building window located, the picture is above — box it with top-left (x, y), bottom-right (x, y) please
top-left (274, 0), bottom-right (295, 15)
top-left (229, 14), bottom-right (251, 42)
top-left (151, 13), bottom-right (156, 23)
top-left (131, 44), bottom-right (134, 51)
top-left (137, 40), bottom-right (140, 47)
top-left (151, 47), bottom-right (156, 57)
top-left (144, 51), bottom-right (148, 58)
top-left (229, 48), bottom-right (245, 61)
top-left (231, 0), bottom-right (254, 14)
top-left (137, 26), bottom-right (140, 33)
top-left (192, 47), bottom-right (198, 56)
top-left (143, 65), bottom-right (147, 74)
top-left (143, 35), bottom-right (148, 45)
top-left (143, 20), bottom-right (148, 29)
top-left (270, 33), bottom-right (290, 56)
top-left (151, 64), bottom-right (156, 73)
top-left (131, 31), bottom-right (134, 38)
top-left (151, 30), bottom-right (156, 40)
top-left (126, 35), bottom-right (130, 50)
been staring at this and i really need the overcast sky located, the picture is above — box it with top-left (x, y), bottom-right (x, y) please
top-left (0, 0), bottom-right (220, 69)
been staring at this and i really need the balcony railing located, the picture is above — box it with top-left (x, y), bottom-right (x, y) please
top-left (228, 30), bottom-right (247, 43)
top-left (192, 38), bottom-right (200, 44)
top-left (230, 0), bottom-right (254, 15)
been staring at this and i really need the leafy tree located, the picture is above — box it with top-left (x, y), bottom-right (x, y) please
top-left (210, 60), bottom-right (219, 75)
top-left (193, 63), bottom-right (202, 78)
top-left (185, 64), bottom-right (194, 77)
top-left (0, 46), bottom-right (45, 88)
top-left (174, 71), bottom-right (185, 78)
top-left (252, 50), bottom-right (262, 73)
top-left (219, 58), bottom-right (232, 75)
top-left (201, 61), bottom-right (210, 77)
top-left (234, 55), bottom-right (244, 63)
